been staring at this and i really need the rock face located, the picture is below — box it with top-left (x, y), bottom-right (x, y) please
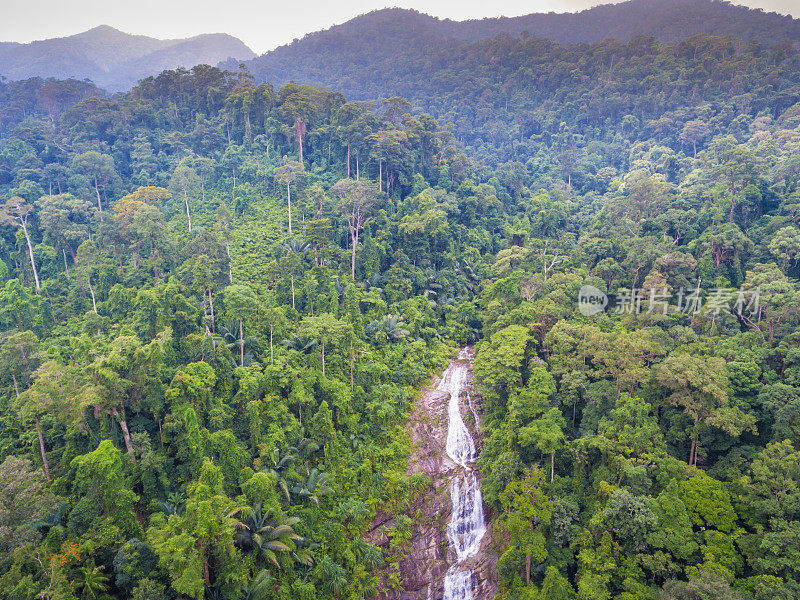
top-left (367, 348), bottom-right (497, 600)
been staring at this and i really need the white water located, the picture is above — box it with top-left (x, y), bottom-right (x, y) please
top-left (438, 348), bottom-right (486, 600)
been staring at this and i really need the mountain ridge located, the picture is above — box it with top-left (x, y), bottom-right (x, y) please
top-left (243, 0), bottom-right (800, 99)
top-left (0, 25), bottom-right (255, 91)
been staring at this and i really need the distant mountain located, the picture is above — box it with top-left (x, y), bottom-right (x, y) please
top-left (245, 0), bottom-right (800, 98)
top-left (0, 25), bottom-right (255, 91)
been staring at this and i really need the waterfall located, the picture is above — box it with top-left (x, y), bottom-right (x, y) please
top-left (438, 348), bottom-right (486, 600)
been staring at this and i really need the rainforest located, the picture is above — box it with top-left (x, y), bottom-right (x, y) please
top-left (1, 6), bottom-right (800, 600)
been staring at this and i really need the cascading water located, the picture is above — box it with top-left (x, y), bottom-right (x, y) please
top-left (438, 348), bottom-right (486, 600)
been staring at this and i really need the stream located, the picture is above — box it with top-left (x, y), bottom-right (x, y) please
top-left (439, 348), bottom-right (486, 600)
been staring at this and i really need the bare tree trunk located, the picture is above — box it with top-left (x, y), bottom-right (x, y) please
top-left (321, 338), bottom-right (326, 377)
top-left (183, 188), bottom-right (192, 232)
top-left (87, 276), bottom-right (98, 313)
top-left (378, 159), bottom-right (382, 193)
top-left (350, 228), bottom-right (359, 279)
top-left (346, 142), bottom-right (350, 179)
top-left (526, 552), bottom-right (531, 585)
top-left (19, 221), bottom-right (40, 292)
top-left (296, 121), bottom-right (304, 165)
top-left (115, 406), bottom-right (136, 461)
top-left (239, 318), bottom-right (245, 367)
top-left (35, 416), bottom-right (51, 480)
top-left (551, 451), bottom-right (555, 482)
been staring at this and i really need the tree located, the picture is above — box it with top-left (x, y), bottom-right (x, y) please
top-left (281, 239), bottom-right (309, 311)
top-left (739, 263), bottom-right (800, 347)
top-left (279, 85), bottom-right (315, 165)
top-left (497, 467), bottom-right (552, 586)
top-left (656, 353), bottom-right (754, 466)
top-left (1, 331), bottom-right (48, 479)
top-left (738, 441), bottom-right (800, 582)
top-left (367, 129), bottom-right (410, 193)
top-left (678, 471), bottom-right (737, 533)
top-left (83, 334), bottom-right (168, 460)
top-left (590, 328), bottom-right (665, 397)
top-left (0, 456), bottom-right (59, 559)
top-left (647, 480), bottom-right (699, 562)
top-left (71, 440), bottom-right (140, 536)
top-left (234, 503), bottom-right (311, 570)
top-left (1, 196), bottom-right (40, 292)
top-left (76, 564), bottom-right (110, 600)
top-left (170, 161), bottom-right (200, 232)
top-left (595, 393), bottom-right (664, 460)
top-left (474, 324), bottom-right (531, 408)
top-left (661, 569), bottom-right (742, 600)
top-left (334, 102), bottom-right (373, 179)
top-left (148, 460), bottom-right (246, 599)
top-left (72, 150), bottom-right (116, 221)
top-left (538, 566), bottom-right (576, 600)
top-left (680, 119), bottom-right (710, 157)
top-left (519, 407), bottom-right (566, 482)
top-left (18, 360), bottom-right (82, 480)
top-left (299, 313), bottom-right (351, 377)
top-left (74, 239), bottom-right (101, 312)
top-left (274, 160), bottom-right (305, 235)
top-left (35, 193), bottom-right (95, 275)
top-left (224, 284), bottom-right (259, 367)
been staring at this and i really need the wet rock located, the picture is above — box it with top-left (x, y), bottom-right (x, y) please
top-left (367, 348), bottom-right (497, 600)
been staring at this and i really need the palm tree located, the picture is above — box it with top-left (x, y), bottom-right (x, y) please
top-left (382, 315), bottom-right (410, 341)
top-left (421, 268), bottom-right (443, 305)
top-left (366, 314), bottom-right (410, 343)
top-left (241, 569), bottom-right (273, 600)
top-left (234, 504), bottom-right (312, 569)
top-left (157, 491), bottom-right (186, 516)
top-left (295, 436), bottom-right (322, 461)
top-left (281, 333), bottom-right (317, 355)
top-left (77, 564), bottom-right (110, 600)
top-left (315, 555), bottom-right (347, 598)
top-left (262, 445), bottom-right (298, 502)
top-left (334, 279), bottom-right (350, 302)
top-left (358, 273), bottom-right (382, 292)
top-left (290, 467), bottom-right (332, 506)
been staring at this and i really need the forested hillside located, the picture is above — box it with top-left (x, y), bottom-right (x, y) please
top-left (1, 20), bottom-right (800, 600)
top-left (245, 0), bottom-right (800, 96)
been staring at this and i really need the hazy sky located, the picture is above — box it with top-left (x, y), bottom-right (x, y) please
top-left (0, 0), bottom-right (797, 54)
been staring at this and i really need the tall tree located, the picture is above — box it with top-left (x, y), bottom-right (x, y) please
top-left (224, 284), bottom-right (259, 367)
top-left (330, 178), bottom-right (381, 278)
top-left (656, 353), bottom-right (754, 466)
top-left (1, 196), bottom-right (41, 292)
top-left (274, 160), bottom-right (305, 236)
top-left (72, 151), bottom-right (116, 222)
